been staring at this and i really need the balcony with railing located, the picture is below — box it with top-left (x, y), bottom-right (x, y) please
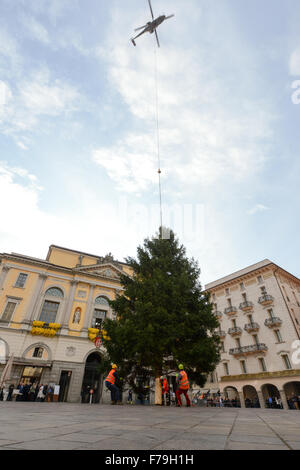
top-left (264, 317), bottom-right (282, 328)
top-left (244, 322), bottom-right (260, 333)
top-left (228, 326), bottom-right (243, 337)
top-left (258, 294), bottom-right (274, 306)
top-left (229, 343), bottom-right (268, 357)
top-left (217, 330), bottom-right (226, 339)
top-left (214, 311), bottom-right (223, 319)
top-left (239, 301), bottom-right (254, 312)
top-left (224, 306), bottom-right (237, 316)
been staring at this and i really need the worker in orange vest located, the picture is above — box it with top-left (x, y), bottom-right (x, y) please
top-left (175, 364), bottom-right (191, 407)
top-left (160, 375), bottom-right (170, 406)
top-left (105, 364), bottom-right (122, 405)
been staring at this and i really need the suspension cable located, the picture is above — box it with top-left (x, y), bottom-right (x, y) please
top-left (154, 44), bottom-right (163, 236)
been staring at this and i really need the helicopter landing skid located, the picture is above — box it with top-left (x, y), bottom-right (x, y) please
top-left (131, 39), bottom-right (136, 46)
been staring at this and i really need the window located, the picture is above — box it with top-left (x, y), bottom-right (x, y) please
top-left (95, 296), bottom-right (109, 306)
top-left (253, 334), bottom-right (259, 345)
top-left (240, 360), bottom-right (247, 374)
top-left (39, 300), bottom-right (60, 323)
top-left (274, 329), bottom-right (283, 343)
top-left (268, 308), bottom-right (275, 319)
top-left (235, 338), bottom-right (241, 348)
top-left (33, 347), bottom-right (43, 358)
top-left (225, 288), bottom-right (230, 296)
top-left (227, 298), bottom-right (232, 307)
top-left (240, 282), bottom-right (245, 291)
top-left (15, 273), bottom-right (28, 288)
top-left (45, 287), bottom-right (64, 298)
top-left (248, 314), bottom-right (253, 323)
top-left (209, 373), bottom-right (215, 383)
top-left (232, 319), bottom-right (237, 328)
top-left (220, 342), bottom-right (225, 353)
top-left (260, 286), bottom-right (266, 294)
top-left (258, 357), bottom-right (267, 372)
top-left (92, 309), bottom-right (106, 329)
top-left (223, 363), bottom-right (229, 375)
top-left (1, 301), bottom-right (17, 322)
top-left (257, 275), bottom-right (263, 284)
top-left (242, 292), bottom-right (247, 302)
top-left (212, 293), bottom-right (216, 301)
top-left (282, 354), bottom-right (292, 370)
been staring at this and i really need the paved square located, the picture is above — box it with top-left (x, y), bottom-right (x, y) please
top-left (0, 402), bottom-right (300, 450)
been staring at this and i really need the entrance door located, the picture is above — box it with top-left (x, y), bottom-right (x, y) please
top-left (81, 353), bottom-right (102, 403)
top-left (58, 370), bottom-right (72, 402)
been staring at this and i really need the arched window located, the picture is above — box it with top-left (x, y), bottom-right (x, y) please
top-left (39, 287), bottom-right (64, 323)
top-left (92, 296), bottom-right (110, 329)
top-left (45, 287), bottom-right (64, 298)
top-left (95, 296), bottom-right (109, 306)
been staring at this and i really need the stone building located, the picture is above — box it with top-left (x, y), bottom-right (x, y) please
top-left (203, 259), bottom-right (300, 410)
top-left (0, 245), bottom-right (131, 403)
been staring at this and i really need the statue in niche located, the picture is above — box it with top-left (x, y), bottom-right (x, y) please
top-left (73, 308), bottom-right (81, 324)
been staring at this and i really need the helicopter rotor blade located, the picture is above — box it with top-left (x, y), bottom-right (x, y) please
top-left (148, 0), bottom-right (154, 19)
top-left (134, 25), bottom-right (147, 31)
top-left (165, 14), bottom-right (175, 20)
top-left (155, 29), bottom-right (160, 48)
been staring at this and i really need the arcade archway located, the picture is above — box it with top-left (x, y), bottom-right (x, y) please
top-left (81, 352), bottom-right (103, 403)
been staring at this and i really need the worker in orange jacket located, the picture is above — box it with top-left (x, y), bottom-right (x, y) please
top-left (105, 364), bottom-right (122, 405)
top-left (160, 375), bottom-right (170, 406)
top-left (175, 364), bottom-right (191, 407)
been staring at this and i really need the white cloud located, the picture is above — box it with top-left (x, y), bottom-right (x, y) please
top-left (289, 48), bottom-right (300, 75)
top-left (21, 14), bottom-right (50, 44)
top-left (247, 204), bottom-right (270, 215)
top-left (0, 67), bottom-right (82, 140)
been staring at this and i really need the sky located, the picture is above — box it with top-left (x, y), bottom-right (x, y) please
top-left (0, 0), bottom-right (300, 286)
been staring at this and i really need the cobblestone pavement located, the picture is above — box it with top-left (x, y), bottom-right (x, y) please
top-left (0, 403), bottom-right (300, 450)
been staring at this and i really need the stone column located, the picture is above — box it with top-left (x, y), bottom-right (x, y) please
top-left (0, 265), bottom-right (10, 290)
top-left (60, 280), bottom-right (78, 333)
top-left (24, 273), bottom-right (48, 324)
top-left (257, 390), bottom-right (266, 409)
top-left (239, 391), bottom-right (246, 408)
top-left (82, 285), bottom-right (95, 334)
top-left (279, 390), bottom-right (289, 410)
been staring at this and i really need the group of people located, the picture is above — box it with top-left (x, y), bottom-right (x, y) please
top-left (105, 363), bottom-right (191, 407)
top-left (287, 395), bottom-right (300, 410)
top-left (0, 382), bottom-right (54, 402)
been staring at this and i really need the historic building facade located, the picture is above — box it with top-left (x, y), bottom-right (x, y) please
top-left (203, 259), bottom-right (300, 409)
top-left (0, 245), bottom-right (132, 403)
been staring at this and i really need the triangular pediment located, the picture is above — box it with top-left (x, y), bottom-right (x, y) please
top-left (75, 263), bottom-right (123, 279)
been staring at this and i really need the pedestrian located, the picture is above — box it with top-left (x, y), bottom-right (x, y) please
top-left (127, 389), bottom-right (133, 404)
top-left (0, 387), bottom-right (3, 401)
top-left (175, 364), bottom-right (191, 407)
top-left (29, 383), bottom-right (37, 402)
top-left (160, 375), bottom-right (170, 406)
top-left (37, 384), bottom-right (45, 402)
top-left (170, 389), bottom-right (176, 406)
top-left (47, 385), bottom-right (54, 402)
top-left (104, 364), bottom-right (122, 405)
top-left (6, 383), bottom-right (14, 401)
top-left (23, 383), bottom-right (30, 401)
top-left (42, 384), bottom-right (48, 402)
top-left (16, 382), bottom-right (24, 401)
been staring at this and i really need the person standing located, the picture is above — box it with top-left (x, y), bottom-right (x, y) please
top-left (160, 375), bottom-right (170, 406)
top-left (6, 383), bottom-right (14, 401)
top-left (105, 364), bottom-right (122, 405)
top-left (175, 364), bottom-right (191, 407)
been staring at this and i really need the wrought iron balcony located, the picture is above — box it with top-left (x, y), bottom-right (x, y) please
top-left (217, 330), bottom-right (226, 339)
top-left (258, 294), bottom-right (274, 306)
top-left (229, 343), bottom-right (268, 356)
top-left (239, 301), bottom-right (254, 312)
top-left (264, 317), bottom-right (282, 328)
top-left (224, 306), bottom-right (237, 316)
top-left (215, 311), bottom-right (223, 319)
top-left (244, 322), bottom-right (260, 333)
top-left (228, 327), bottom-right (243, 337)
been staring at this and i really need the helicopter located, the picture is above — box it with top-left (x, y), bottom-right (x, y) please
top-left (131, 0), bottom-right (174, 48)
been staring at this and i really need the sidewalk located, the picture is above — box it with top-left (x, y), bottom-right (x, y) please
top-left (0, 402), bottom-right (300, 450)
